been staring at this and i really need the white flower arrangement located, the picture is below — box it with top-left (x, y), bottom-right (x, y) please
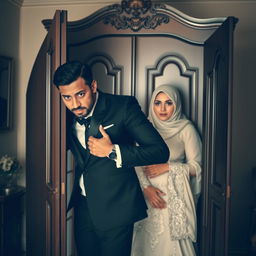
top-left (0, 155), bottom-right (21, 187)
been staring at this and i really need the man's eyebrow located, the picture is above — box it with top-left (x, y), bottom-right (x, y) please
top-left (61, 93), bottom-right (70, 97)
top-left (75, 90), bottom-right (86, 96)
top-left (61, 90), bottom-right (85, 97)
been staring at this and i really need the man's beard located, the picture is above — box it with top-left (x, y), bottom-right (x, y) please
top-left (72, 105), bottom-right (92, 117)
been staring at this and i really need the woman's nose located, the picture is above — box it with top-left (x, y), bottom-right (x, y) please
top-left (161, 104), bottom-right (166, 111)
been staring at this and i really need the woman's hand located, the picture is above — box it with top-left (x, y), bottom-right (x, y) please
top-left (143, 163), bottom-right (169, 178)
top-left (143, 186), bottom-right (166, 209)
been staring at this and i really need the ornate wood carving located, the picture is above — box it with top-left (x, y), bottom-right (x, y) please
top-left (42, 0), bottom-right (232, 38)
top-left (104, 0), bottom-right (169, 32)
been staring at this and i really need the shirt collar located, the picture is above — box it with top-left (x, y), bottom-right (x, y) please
top-left (87, 91), bottom-right (98, 118)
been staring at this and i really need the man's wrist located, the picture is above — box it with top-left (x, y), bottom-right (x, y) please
top-left (107, 145), bottom-right (117, 160)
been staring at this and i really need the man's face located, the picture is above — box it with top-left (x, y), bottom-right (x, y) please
top-left (58, 77), bottom-right (97, 117)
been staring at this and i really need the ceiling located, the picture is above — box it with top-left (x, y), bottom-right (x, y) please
top-left (10, 0), bottom-right (254, 8)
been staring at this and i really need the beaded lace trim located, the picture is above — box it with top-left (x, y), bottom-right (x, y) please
top-left (168, 162), bottom-right (190, 240)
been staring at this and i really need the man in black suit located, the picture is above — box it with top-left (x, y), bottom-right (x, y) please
top-left (53, 61), bottom-right (169, 256)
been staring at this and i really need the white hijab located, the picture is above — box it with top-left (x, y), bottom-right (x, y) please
top-left (148, 84), bottom-right (190, 139)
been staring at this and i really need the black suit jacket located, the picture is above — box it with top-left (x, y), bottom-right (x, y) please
top-left (67, 91), bottom-right (169, 230)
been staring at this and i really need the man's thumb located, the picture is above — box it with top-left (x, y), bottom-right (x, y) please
top-left (99, 125), bottom-right (108, 138)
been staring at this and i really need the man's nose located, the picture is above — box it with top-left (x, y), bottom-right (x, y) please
top-left (72, 98), bottom-right (80, 108)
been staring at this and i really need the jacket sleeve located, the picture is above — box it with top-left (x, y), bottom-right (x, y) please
top-left (118, 96), bottom-right (169, 167)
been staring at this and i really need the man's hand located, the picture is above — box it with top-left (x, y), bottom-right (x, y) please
top-left (143, 186), bottom-right (166, 209)
top-left (88, 125), bottom-right (113, 157)
top-left (144, 163), bottom-right (169, 178)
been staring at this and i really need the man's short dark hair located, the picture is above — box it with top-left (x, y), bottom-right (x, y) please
top-left (53, 61), bottom-right (93, 88)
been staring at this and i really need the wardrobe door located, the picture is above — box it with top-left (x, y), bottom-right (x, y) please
top-left (26, 10), bottom-right (67, 256)
top-left (202, 18), bottom-right (236, 256)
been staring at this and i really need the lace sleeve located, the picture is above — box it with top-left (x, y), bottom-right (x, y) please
top-left (167, 162), bottom-right (196, 241)
top-left (135, 166), bottom-right (151, 189)
top-left (179, 123), bottom-right (202, 201)
top-left (168, 162), bottom-right (190, 177)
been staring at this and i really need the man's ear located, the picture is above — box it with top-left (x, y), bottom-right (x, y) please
top-left (91, 80), bottom-right (97, 93)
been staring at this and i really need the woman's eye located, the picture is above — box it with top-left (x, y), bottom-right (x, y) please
top-left (154, 101), bottom-right (161, 106)
top-left (166, 101), bottom-right (173, 105)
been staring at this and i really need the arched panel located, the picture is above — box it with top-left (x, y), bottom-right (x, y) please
top-left (68, 36), bottom-right (133, 96)
top-left (135, 35), bottom-right (203, 132)
top-left (146, 54), bottom-right (199, 125)
top-left (85, 54), bottom-right (123, 95)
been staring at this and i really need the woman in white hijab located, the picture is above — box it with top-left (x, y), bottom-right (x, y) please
top-left (131, 85), bottom-right (202, 256)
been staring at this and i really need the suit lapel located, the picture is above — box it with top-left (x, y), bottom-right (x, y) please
top-left (82, 92), bottom-right (107, 167)
top-left (88, 91), bottom-right (107, 139)
top-left (69, 91), bottom-right (108, 169)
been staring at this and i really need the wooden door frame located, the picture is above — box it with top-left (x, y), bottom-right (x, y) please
top-left (26, 10), bottom-right (67, 256)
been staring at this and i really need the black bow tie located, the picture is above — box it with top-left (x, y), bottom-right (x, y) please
top-left (75, 116), bottom-right (92, 126)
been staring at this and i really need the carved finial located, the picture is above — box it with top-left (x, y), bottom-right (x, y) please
top-left (104, 0), bottom-right (169, 32)
top-left (121, 0), bottom-right (152, 13)
top-left (127, 0), bottom-right (144, 8)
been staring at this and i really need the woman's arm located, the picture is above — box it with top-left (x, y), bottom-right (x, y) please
top-left (143, 124), bottom-right (202, 179)
top-left (135, 166), bottom-right (166, 209)
top-left (171, 123), bottom-right (202, 201)
top-left (143, 163), bottom-right (169, 178)
top-left (177, 123), bottom-right (202, 177)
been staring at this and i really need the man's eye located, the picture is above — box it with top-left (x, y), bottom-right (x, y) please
top-left (63, 96), bottom-right (71, 101)
top-left (78, 92), bottom-right (85, 97)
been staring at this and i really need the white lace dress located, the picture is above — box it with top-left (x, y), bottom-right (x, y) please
top-left (131, 123), bottom-right (202, 256)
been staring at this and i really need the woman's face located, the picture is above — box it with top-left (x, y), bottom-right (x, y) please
top-left (153, 92), bottom-right (175, 121)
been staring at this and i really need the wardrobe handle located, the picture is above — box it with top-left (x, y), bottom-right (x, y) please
top-left (47, 184), bottom-right (58, 194)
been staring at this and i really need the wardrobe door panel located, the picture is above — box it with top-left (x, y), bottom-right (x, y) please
top-left (136, 36), bottom-right (203, 132)
top-left (68, 37), bottom-right (132, 95)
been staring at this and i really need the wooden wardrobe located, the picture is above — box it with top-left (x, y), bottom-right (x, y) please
top-left (26, 1), bottom-right (238, 255)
